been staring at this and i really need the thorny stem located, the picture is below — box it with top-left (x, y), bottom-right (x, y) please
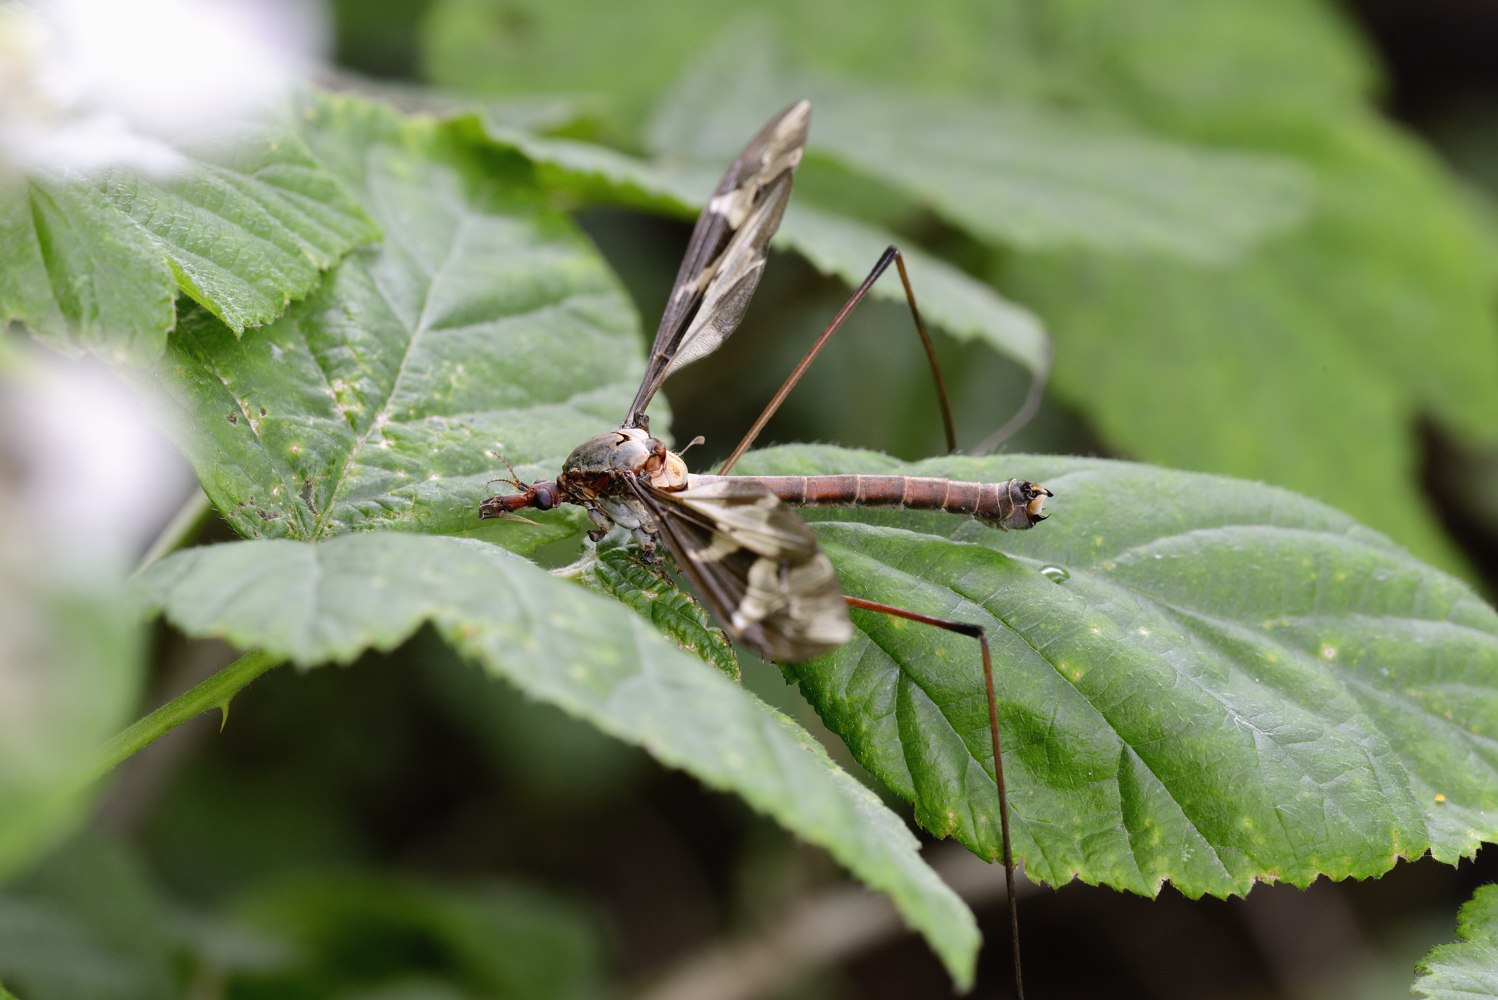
top-left (95, 649), bottom-right (282, 779)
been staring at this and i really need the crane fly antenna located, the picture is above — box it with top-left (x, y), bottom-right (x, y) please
top-left (484, 453), bottom-right (532, 491)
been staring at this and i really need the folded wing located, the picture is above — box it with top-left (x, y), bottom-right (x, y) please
top-left (626, 475), bottom-right (851, 662)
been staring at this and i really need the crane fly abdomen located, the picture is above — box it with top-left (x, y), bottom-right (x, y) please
top-left (688, 474), bottom-right (1052, 530)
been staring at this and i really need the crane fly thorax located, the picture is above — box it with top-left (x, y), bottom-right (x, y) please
top-left (559, 427), bottom-right (688, 489)
top-left (557, 426), bottom-right (691, 536)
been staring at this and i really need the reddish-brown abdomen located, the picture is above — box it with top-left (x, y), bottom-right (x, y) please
top-left (689, 474), bottom-right (1052, 529)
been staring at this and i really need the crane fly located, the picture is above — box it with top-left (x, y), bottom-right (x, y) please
top-left (479, 100), bottom-right (1049, 997)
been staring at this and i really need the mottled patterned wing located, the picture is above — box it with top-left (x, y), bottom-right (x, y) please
top-left (624, 101), bottom-right (811, 429)
top-left (625, 476), bottom-right (851, 663)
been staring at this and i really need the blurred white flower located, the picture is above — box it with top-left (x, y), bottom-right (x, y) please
top-left (1, 352), bottom-right (194, 575)
top-left (0, 0), bottom-right (327, 177)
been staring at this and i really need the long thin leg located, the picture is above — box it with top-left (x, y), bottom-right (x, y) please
top-left (844, 595), bottom-right (1025, 1000)
top-left (717, 246), bottom-right (956, 475)
top-left (972, 341), bottom-right (1053, 456)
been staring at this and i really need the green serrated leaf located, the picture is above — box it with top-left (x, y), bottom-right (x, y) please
top-left (134, 532), bottom-right (982, 987)
top-left (153, 94), bottom-right (642, 541)
top-left (575, 538), bottom-right (741, 680)
top-left (734, 444), bottom-right (1498, 897)
top-left (1414, 885), bottom-right (1498, 999)
top-left (0, 118), bottom-right (378, 362)
top-left (0, 176), bottom-right (176, 363)
top-left (101, 124), bottom-right (381, 335)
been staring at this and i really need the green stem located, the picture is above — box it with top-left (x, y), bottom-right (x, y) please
top-left (95, 649), bottom-right (282, 777)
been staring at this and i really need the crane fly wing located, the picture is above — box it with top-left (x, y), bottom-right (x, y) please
top-left (624, 100), bottom-right (811, 428)
top-left (624, 476), bottom-right (851, 663)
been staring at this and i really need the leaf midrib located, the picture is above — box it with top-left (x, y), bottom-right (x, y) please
top-left (310, 200), bottom-right (480, 537)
